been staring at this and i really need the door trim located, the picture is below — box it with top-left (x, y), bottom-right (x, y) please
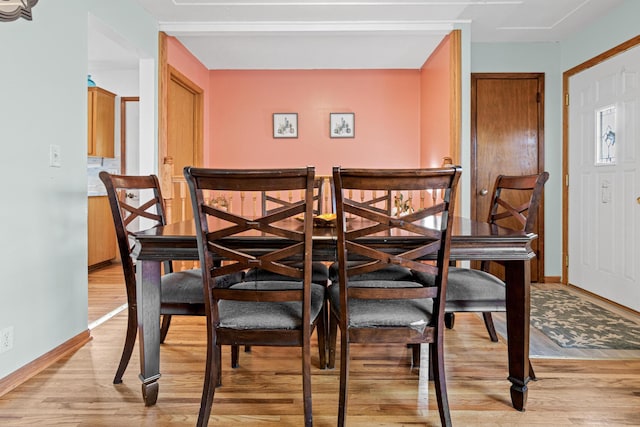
top-left (120, 96), bottom-right (139, 175)
top-left (562, 34), bottom-right (640, 283)
top-left (158, 32), bottom-right (204, 175)
top-left (471, 73), bottom-right (546, 281)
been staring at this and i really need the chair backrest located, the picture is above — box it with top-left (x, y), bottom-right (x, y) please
top-left (332, 166), bottom-right (462, 320)
top-left (99, 172), bottom-right (168, 301)
top-left (261, 175), bottom-right (326, 216)
top-left (487, 172), bottom-right (549, 233)
top-left (343, 188), bottom-right (393, 215)
top-left (184, 166), bottom-right (316, 324)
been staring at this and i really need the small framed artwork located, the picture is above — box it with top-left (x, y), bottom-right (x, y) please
top-left (330, 113), bottom-right (355, 138)
top-left (273, 113), bottom-right (298, 138)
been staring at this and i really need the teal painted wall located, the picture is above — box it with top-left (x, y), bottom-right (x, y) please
top-left (0, 0), bottom-right (158, 379)
top-left (468, 0), bottom-right (639, 278)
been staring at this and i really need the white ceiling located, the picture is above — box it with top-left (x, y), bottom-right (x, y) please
top-left (90, 0), bottom-right (624, 71)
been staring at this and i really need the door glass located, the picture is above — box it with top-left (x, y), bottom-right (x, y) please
top-left (596, 105), bottom-right (616, 165)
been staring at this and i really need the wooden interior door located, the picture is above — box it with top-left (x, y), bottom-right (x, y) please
top-left (471, 73), bottom-right (545, 281)
top-left (164, 65), bottom-right (203, 224)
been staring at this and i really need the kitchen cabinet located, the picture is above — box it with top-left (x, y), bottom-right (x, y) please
top-left (87, 87), bottom-right (116, 158)
top-left (88, 196), bottom-right (117, 268)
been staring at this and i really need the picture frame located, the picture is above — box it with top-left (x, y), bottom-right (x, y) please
top-left (330, 113), bottom-right (355, 138)
top-left (0, 0), bottom-right (38, 22)
top-left (273, 113), bottom-right (298, 138)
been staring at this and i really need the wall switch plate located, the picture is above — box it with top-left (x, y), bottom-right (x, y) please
top-left (49, 144), bottom-right (62, 167)
top-left (0, 326), bottom-right (14, 354)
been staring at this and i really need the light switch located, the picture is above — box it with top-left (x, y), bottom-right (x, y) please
top-left (49, 144), bottom-right (61, 167)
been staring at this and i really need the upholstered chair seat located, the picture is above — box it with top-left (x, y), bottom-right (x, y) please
top-left (219, 281), bottom-right (326, 329)
top-left (327, 280), bottom-right (434, 328)
top-left (160, 269), bottom-right (243, 304)
top-left (413, 267), bottom-right (506, 312)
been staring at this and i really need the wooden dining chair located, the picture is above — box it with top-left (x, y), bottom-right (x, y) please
top-left (184, 166), bottom-right (326, 427)
top-left (443, 172), bottom-right (549, 341)
top-left (328, 166), bottom-right (461, 427)
top-left (99, 172), bottom-right (244, 385)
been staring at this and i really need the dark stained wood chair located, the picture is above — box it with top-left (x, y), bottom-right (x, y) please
top-left (244, 175), bottom-right (332, 364)
top-left (435, 172), bottom-right (549, 381)
top-left (184, 166), bottom-right (326, 427)
top-left (99, 172), bottom-right (243, 385)
top-left (328, 166), bottom-right (462, 427)
top-left (443, 172), bottom-right (549, 340)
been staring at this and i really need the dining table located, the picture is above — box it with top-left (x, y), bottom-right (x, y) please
top-left (132, 216), bottom-right (536, 411)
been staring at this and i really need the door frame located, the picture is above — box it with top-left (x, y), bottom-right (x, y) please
top-left (562, 34), bottom-right (640, 283)
top-left (471, 72), bottom-right (546, 281)
top-left (120, 96), bottom-right (139, 175)
top-left (158, 32), bottom-right (204, 177)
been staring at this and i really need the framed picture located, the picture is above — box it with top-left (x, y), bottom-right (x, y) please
top-left (330, 113), bottom-right (355, 138)
top-left (273, 113), bottom-right (298, 138)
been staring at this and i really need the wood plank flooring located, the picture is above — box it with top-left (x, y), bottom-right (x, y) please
top-left (0, 263), bottom-right (639, 426)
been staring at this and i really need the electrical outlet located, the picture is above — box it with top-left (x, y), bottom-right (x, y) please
top-left (0, 326), bottom-right (14, 353)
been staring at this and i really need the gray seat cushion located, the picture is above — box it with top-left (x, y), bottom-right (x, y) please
top-left (413, 267), bottom-right (506, 312)
top-left (327, 279), bottom-right (434, 329)
top-left (218, 281), bottom-right (326, 330)
top-left (161, 269), bottom-right (244, 304)
top-left (245, 262), bottom-right (329, 286)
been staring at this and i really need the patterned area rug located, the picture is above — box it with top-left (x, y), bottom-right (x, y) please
top-left (530, 289), bottom-right (640, 349)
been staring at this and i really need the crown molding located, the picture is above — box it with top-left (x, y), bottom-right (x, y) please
top-left (160, 20), bottom-right (461, 34)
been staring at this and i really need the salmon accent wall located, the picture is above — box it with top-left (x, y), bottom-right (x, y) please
top-left (420, 33), bottom-right (453, 169)
top-left (208, 69), bottom-right (421, 176)
top-left (166, 35), bottom-right (456, 176)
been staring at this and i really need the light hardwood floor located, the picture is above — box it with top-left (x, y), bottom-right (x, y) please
top-left (0, 263), bottom-right (638, 426)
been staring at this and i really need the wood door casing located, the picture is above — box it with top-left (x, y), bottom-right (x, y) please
top-left (471, 73), bottom-right (545, 282)
top-left (158, 32), bottom-right (203, 224)
top-left (166, 69), bottom-right (202, 223)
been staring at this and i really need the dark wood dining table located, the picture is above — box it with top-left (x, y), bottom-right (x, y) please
top-left (132, 216), bottom-right (536, 411)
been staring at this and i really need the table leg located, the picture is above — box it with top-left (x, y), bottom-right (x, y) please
top-left (136, 259), bottom-right (162, 406)
top-left (504, 260), bottom-right (531, 411)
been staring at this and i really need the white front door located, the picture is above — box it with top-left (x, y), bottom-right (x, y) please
top-left (568, 44), bottom-right (640, 312)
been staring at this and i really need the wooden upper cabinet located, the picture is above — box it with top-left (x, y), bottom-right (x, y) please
top-left (87, 87), bottom-right (116, 158)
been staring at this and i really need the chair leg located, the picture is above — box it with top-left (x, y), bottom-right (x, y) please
top-left (160, 314), bottom-right (172, 343)
top-left (428, 343), bottom-right (434, 381)
top-left (410, 344), bottom-right (421, 369)
top-left (328, 310), bottom-right (338, 369)
top-left (113, 304), bottom-right (137, 384)
top-left (231, 345), bottom-right (239, 368)
top-left (444, 312), bottom-right (455, 329)
top-left (197, 327), bottom-right (219, 427)
top-left (482, 312), bottom-right (499, 342)
top-left (337, 334), bottom-right (350, 427)
top-left (302, 338), bottom-right (313, 427)
top-left (430, 338), bottom-right (452, 427)
top-left (316, 305), bottom-right (327, 369)
top-left (216, 345), bottom-right (223, 387)
top-left (529, 360), bottom-right (537, 381)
